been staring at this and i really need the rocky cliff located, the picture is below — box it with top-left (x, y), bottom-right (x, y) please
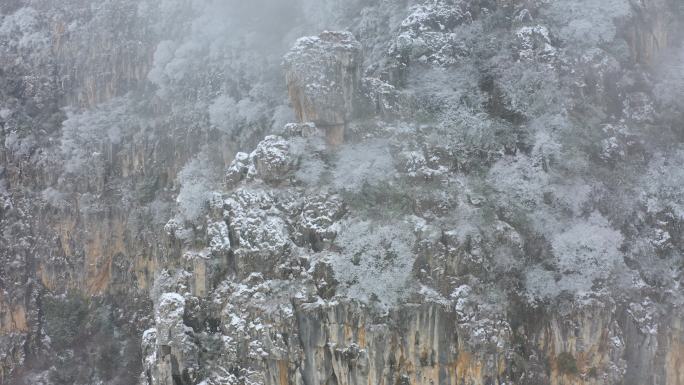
top-left (1, 1), bottom-right (683, 384)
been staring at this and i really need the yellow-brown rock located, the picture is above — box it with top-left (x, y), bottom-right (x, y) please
top-left (284, 31), bottom-right (362, 145)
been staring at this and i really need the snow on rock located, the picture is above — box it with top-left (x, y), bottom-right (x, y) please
top-left (450, 284), bottom-right (511, 351)
top-left (627, 299), bottom-right (659, 335)
top-left (207, 220), bottom-right (231, 253)
top-left (141, 328), bottom-right (159, 385)
top-left (150, 292), bottom-right (200, 385)
top-left (224, 189), bottom-right (291, 278)
top-left (400, 1), bottom-right (471, 32)
top-left (359, 77), bottom-right (405, 119)
top-left (250, 135), bottom-right (297, 183)
top-left (514, 25), bottom-right (558, 62)
top-left (295, 193), bottom-right (345, 251)
top-left (389, 0), bottom-right (472, 67)
top-left (224, 152), bottom-right (250, 188)
top-left (163, 216), bottom-right (195, 244)
top-left (284, 31), bottom-right (362, 145)
top-left (283, 122), bottom-right (319, 138)
top-left (154, 292), bottom-right (186, 341)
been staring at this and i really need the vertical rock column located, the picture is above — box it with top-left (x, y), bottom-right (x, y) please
top-left (622, 0), bottom-right (673, 66)
top-left (283, 31), bottom-right (362, 146)
top-left (142, 293), bottom-right (199, 385)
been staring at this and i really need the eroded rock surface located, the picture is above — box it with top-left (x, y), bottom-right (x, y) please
top-left (1, 1), bottom-right (684, 385)
top-left (284, 31), bottom-right (362, 145)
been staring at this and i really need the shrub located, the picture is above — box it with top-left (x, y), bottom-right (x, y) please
top-left (43, 292), bottom-right (89, 348)
top-left (557, 352), bottom-right (578, 375)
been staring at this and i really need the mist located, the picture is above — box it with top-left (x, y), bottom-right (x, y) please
top-left (1, 1), bottom-right (683, 384)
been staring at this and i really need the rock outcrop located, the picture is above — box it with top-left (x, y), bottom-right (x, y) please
top-left (284, 31), bottom-right (362, 145)
top-left (142, 293), bottom-right (199, 385)
top-left (1, 1), bottom-right (684, 385)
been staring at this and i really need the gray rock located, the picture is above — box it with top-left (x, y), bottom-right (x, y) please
top-left (284, 31), bottom-right (362, 145)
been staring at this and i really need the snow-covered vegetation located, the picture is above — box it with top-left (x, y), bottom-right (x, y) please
top-left (1, 0), bottom-right (683, 384)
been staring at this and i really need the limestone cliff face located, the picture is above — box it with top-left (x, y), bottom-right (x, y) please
top-left (1, 1), bottom-right (684, 385)
top-left (620, 0), bottom-right (675, 66)
top-left (284, 31), bottom-right (363, 145)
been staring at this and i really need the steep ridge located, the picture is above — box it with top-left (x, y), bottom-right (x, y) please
top-left (0, 1), bottom-right (683, 384)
